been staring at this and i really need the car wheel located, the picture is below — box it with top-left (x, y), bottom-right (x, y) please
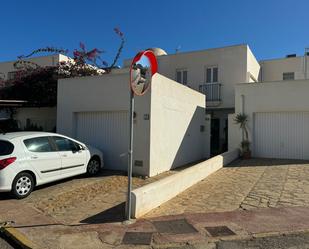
top-left (12, 172), bottom-right (34, 199)
top-left (87, 157), bottom-right (101, 176)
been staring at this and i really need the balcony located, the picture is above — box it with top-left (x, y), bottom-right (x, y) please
top-left (199, 83), bottom-right (222, 106)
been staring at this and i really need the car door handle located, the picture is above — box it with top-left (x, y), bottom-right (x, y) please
top-left (62, 154), bottom-right (68, 157)
top-left (31, 155), bottom-right (38, 159)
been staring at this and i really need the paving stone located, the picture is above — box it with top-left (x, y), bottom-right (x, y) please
top-left (153, 219), bottom-right (198, 234)
top-left (122, 232), bottom-right (153, 245)
top-left (59, 231), bottom-right (104, 249)
top-left (205, 226), bottom-right (236, 237)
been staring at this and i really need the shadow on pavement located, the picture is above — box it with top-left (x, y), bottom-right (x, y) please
top-left (0, 193), bottom-right (12, 200)
top-left (79, 202), bottom-right (126, 224)
top-left (0, 170), bottom-right (127, 201)
top-left (0, 232), bottom-right (21, 249)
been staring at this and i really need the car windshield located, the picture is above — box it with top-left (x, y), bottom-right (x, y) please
top-left (0, 140), bottom-right (14, 156)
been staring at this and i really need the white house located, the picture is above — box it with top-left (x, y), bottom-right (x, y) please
top-left (124, 45), bottom-right (260, 155)
top-left (0, 54), bottom-right (68, 131)
top-left (260, 53), bottom-right (309, 82)
top-left (0, 54), bottom-right (68, 82)
top-left (228, 49), bottom-right (309, 160)
top-left (124, 47), bottom-right (309, 159)
top-left (229, 79), bottom-right (309, 160)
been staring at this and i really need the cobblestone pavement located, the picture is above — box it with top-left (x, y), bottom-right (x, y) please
top-left (0, 170), bottom-right (174, 225)
top-left (146, 158), bottom-right (309, 217)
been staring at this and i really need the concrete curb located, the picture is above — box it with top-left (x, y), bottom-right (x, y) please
top-left (1, 226), bottom-right (38, 249)
top-left (131, 149), bottom-right (240, 218)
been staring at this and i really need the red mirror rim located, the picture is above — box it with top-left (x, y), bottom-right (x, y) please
top-left (130, 50), bottom-right (158, 96)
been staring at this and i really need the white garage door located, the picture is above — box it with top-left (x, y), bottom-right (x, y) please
top-left (254, 112), bottom-right (309, 160)
top-left (75, 111), bottom-right (129, 170)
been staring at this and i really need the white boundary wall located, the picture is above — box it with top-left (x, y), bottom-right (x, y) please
top-left (131, 149), bottom-right (239, 218)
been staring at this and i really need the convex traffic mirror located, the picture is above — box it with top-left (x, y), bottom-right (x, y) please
top-left (130, 50), bottom-right (158, 96)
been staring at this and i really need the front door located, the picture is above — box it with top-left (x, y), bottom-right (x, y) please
top-left (23, 136), bottom-right (61, 180)
top-left (211, 118), bottom-right (220, 156)
top-left (51, 136), bottom-right (87, 175)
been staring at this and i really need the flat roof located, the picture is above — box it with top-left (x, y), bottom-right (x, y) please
top-left (0, 53), bottom-right (66, 64)
top-left (236, 78), bottom-right (309, 86)
top-left (260, 55), bottom-right (304, 63)
top-left (123, 44), bottom-right (248, 64)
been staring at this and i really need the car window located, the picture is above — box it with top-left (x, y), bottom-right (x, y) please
top-left (0, 140), bottom-right (14, 156)
top-left (52, 136), bottom-right (79, 151)
top-left (24, 137), bottom-right (54, 153)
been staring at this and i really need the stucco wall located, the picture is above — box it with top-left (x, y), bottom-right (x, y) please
top-left (229, 79), bottom-right (309, 151)
top-left (149, 74), bottom-right (209, 176)
top-left (228, 113), bottom-right (242, 151)
top-left (247, 46), bottom-right (260, 82)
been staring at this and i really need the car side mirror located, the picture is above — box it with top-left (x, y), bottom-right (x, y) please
top-left (72, 146), bottom-right (81, 153)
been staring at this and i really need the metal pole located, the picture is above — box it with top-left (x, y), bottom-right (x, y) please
top-left (305, 48), bottom-right (308, 80)
top-left (126, 90), bottom-right (134, 221)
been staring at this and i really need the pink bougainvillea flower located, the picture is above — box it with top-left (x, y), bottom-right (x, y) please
top-left (87, 48), bottom-right (102, 59)
top-left (87, 49), bottom-right (97, 59)
top-left (73, 50), bottom-right (82, 58)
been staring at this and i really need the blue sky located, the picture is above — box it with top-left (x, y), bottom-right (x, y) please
top-left (1, 0), bottom-right (309, 65)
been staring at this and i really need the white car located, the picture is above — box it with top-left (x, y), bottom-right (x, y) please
top-left (0, 132), bottom-right (104, 199)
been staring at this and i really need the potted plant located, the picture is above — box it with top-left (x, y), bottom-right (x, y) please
top-left (241, 140), bottom-right (251, 159)
top-left (234, 113), bottom-right (251, 159)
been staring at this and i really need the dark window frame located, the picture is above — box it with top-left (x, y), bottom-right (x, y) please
top-left (205, 66), bottom-right (219, 83)
top-left (283, 72), bottom-right (295, 80)
top-left (175, 69), bottom-right (188, 85)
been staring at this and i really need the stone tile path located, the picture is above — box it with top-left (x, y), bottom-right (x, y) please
top-left (146, 159), bottom-right (309, 217)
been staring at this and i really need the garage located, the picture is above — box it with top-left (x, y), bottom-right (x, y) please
top-left (254, 112), bottom-right (309, 160)
top-left (75, 111), bottom-right (129, 170)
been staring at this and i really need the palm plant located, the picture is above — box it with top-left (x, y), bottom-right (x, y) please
top-left (234, 113), bottom-right (251, 158)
